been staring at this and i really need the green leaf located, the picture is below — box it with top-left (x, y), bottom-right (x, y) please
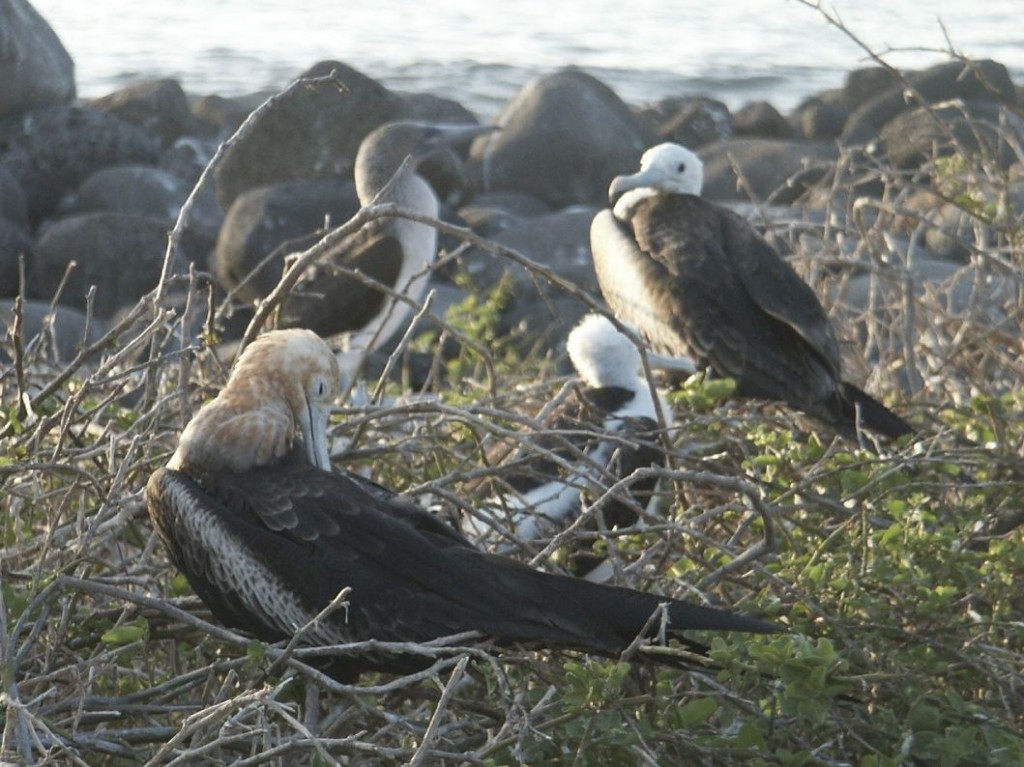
top-left (677, 697), bottom-right (718, 727)
top-left (101, 624), bottom-right (148, 645)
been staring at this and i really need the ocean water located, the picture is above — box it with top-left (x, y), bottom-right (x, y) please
top-left (28, 0), bottom-right (1024, 118)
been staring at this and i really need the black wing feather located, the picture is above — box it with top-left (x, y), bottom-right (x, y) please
top-left (147, 460), bottom-right (778, 680)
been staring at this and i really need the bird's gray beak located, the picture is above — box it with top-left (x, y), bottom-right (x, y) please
top-left (608, 169), bottom-right (649, 207)
top-left (417, 123), bottom-right (499, 158)
top-left (645, 350), bottom-right (698, 376)
top-left (302, 400), bottom-right (332, 470)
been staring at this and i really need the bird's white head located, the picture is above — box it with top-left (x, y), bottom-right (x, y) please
top-left (566, 314), bottom-right (645, 390)
top-left (567, 314), bottom-right (675, 425)
top-left (609, 143), bottom-right (704, 219)
top-left (169, 329), bottom-right (341, 474)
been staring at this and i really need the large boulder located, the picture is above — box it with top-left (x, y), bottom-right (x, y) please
top-left (60, 164), bottom-right (192, 222)
top-left (0, 106), bottom-right (160, 225)
top-left (841, 59), bottom-right (1019, 145)
top-left (213, 62), bottom-right (405, 210)
top-left (473, 68), bottom-right (659, 208)
top-left (33, 212), bottom-right (186, 317)
top-left (89, 78), bottom-right (208, 147)
top-left (877, 99), bottom-right (1024, 172)
top-left (639, 96), bottom-right (732, 147)
top-left (699, 138), bottom-right (839, 204)
top-left (0, 164), bottom-right (28, 229)
top-left (733, 101), bottom-right (794, 139)
top-left (459, 206), bottom-right (600, 355)
top-left (212, 177), bottom-right (361, 302)
top-left (0, 300), bottom-right (109, 365)
top-left (791, 95), bottom-right (849, 141)
top-left (191, 91), bottom-right (274, 136)
top-left (0, 217), bottom-right (34, 297)
top-left (0, 0), bottom-right (75, 119)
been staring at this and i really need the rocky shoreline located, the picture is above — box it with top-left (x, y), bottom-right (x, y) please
top-left (2, 1), bottom-right (1021, 384)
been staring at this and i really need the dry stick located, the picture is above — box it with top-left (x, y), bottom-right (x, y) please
top-left (1, 259), bottom-right (74, 438)
top-left (5, 298), bottom-right (162, 449)
top-left (406, 655), bottom-right (470, 767)
top-left (0, 580), bottom-right (38, 767)
top-left (10, 256), bottom-right (29, 424)
top-left (370, 289), bottom-right (437, 405)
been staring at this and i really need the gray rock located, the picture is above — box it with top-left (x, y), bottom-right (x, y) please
top-left (841, 59), bottom-right (1018, 145)
top-left (699, 138), bottom-right (839, 204)
top-left (791, 95), bottom-right (849, 141)
top-left (0, 300), bottom-right (108, 365)
top-left (637, 95), bottom-right (731, 148)
top-left (733, 101), bottom-right (794, 139)
top-left (399, 92), bottom-right (479, 124)
top-left (473, 68), bottom-right (659, 208)
top-left (0, 0), bottom-right (75, 119)
top-left (213, 61), bottom-right (405, 210)
top-left (212, 177), bottom-right (361, 302)
top-left (841, 67), bottom-right (895, 111)
top-left (61, 164), bottom-right (191, 221)
top-left (0, 164), bottom-right (28, 229)
top-left (89, 78), bottom-right (210, 147)
top-left (0, 216), bottom-right (34, 297)
top-left (191, 91), bottom-right (273, 136)
top-left (459, 206), bottom-right (601, 354)
top-left (878, 99), bottom-right (1024, 172)
top-left (0, 105), bottom-right (161, 225)
top-left (458, 191), bottom-right (551, 236)
top-left (34, 212), bottom-right (185, 317)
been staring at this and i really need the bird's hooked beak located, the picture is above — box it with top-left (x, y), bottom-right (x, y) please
top-left (645, 350), bottom-right (698, 376)
top-left (414, 123), bottom-right (499, 161)
top-left (301, 398), bottom-right (332, 471)
top-left (608, 167), bottom-right (657, 208)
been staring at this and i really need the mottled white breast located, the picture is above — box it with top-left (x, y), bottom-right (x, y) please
top-left (590, 210), bottom-right (692, 357)
top-left (166, 478), bottom-right (350, 647)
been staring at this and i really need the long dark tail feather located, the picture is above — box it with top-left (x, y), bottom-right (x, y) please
top-left (839, 382), bottom-right (913, 440)
top-left (558, 576), bottom-right (781, 645)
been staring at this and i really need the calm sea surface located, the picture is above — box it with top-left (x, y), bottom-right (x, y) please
top-left (29, 0), bottom-right (1024, 118)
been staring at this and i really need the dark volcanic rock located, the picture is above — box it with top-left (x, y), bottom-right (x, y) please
top-left (89, 79), bottom-right (209, 147)
top-left (733, 101), bottom-right (794, 139)
top-left (192, 91), bottom-right (273, 136)
top-left (841, 67), bottom-right (896, 111)
top-left (458, 191), bottom-right (551, 237)
top-left (841, 59), bottom-right (1019, 145)
top-left (792, 95), bottom-right (849, 141)
top-left (459, 206), bottom-right (601, 353)
top-left (878, 99), bottom-right (1024, 172)
top-left (473, 68), bottom-right (659, 208)
top-left (400, 92), bottom-right (479, 124)
top-left (61, 165), bottom-right (191, 221)
top-left (0, 106), bottom-right (161, 226)
top-left (0, 217), bottom-right (34, 297)
top-left (641, 96), bottom-right (733, 147)
top-left (699, 139), bottom-right (839, 204)
top-left (213, 61), bottom-right (405, 210)
top-left (34, 212), bottom-right (185, 317)
top-left (0, 0), bottom-right (75, 119)
top-left (0, 164), bottom-right (28, 229)
top-left (212, 177), bottom-right (361, 302)
top-left (0, 300), bottom-right (109, 365)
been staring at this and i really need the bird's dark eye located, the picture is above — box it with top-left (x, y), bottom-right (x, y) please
top-left (677, 163), bottom-right (686, 173)
top-left (316, 379), bottom-right (327, 396)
